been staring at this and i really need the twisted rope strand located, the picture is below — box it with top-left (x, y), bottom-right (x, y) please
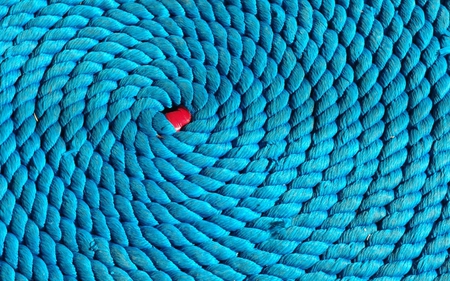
top-left (0, 0), bottom-right (450, 280)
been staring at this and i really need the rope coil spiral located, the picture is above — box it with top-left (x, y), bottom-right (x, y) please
top-left (1, 0), bottom-right (450, 280)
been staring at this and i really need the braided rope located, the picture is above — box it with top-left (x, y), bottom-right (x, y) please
top-left (1, 0), bottom-right (450, 280)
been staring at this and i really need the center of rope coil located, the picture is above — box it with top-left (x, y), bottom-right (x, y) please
top-left (164, 106), bottom-right (191, 131)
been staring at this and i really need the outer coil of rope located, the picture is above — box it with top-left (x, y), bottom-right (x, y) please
top-left (1, 0), bottom-right (450, 280)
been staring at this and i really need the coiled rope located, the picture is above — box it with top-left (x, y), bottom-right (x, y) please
top-left (1, 0), bottom-right (450, 280)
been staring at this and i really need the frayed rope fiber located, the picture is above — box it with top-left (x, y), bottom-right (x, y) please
top-left (1, 0), bottom-right (450, 280)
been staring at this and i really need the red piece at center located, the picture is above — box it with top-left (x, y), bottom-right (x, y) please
top-left (165, 106), bottom-right (191, 132)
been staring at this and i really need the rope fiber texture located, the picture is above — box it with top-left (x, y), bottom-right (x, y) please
top-left (1, 0), bottom-right (450, 280)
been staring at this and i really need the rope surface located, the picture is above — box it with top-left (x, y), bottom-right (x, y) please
top-left (1, 0), bottom-right (450, 280)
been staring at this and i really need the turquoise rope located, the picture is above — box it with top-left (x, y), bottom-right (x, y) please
top-left (1, 0), bottom-right (450, 280)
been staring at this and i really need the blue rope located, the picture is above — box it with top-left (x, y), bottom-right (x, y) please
top-left (1, 0), bottom-right (450, 280)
